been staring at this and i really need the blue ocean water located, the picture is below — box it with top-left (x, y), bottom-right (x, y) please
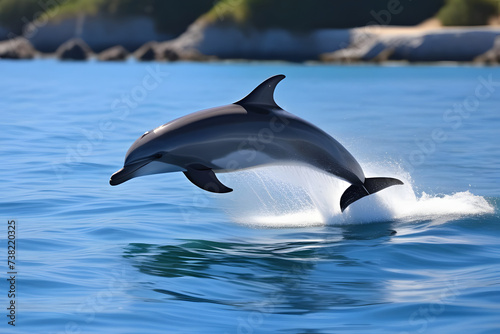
top-left (0, 60), bottom-right (499, 334)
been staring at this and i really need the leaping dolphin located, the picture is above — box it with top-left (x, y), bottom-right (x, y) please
top-left (110, 75), bottom-right (403, 212)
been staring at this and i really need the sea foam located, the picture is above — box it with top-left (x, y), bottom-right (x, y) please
top-left (215, 164), bottom-right (494, 228)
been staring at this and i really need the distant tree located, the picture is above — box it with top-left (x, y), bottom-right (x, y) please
top-left (438, 0), bottom-right (499, 26)
top-left (206, 0), bottom-right (445, 30)
top-left (0, 0), bottom-right (213, 36)
top-left (0, 0), bottom-right (41, 34)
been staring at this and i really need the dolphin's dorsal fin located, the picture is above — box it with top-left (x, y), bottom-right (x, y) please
top-left (235, 74), bottom-right (285, 110)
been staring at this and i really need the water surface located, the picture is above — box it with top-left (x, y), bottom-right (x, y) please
top-left (0, 60), bottom-right (499, 333)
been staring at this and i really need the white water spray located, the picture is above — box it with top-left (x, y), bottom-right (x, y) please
top-left (215, 164), bottom-right (494, 228)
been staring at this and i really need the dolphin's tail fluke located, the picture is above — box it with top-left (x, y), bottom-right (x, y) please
top-left (340, 177), bottom-right (403, 212)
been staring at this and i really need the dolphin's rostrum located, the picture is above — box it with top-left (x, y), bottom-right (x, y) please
top-left (110, 75), bottom-right (403, 212)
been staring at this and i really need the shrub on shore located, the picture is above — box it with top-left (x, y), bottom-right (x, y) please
top-left (0, 0), bottom-right (41, 34)
top-left (204, 0), bottom-right (445, 30)
top-left (0, 0), bottom-right (213, 36)
top-left (437, 0), bottom-right (499, 26)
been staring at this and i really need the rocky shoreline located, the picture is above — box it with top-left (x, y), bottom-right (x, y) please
top-left (322, 26), bottom-right (500, 63)
top-left (1, 17), bottom-right (499, 64)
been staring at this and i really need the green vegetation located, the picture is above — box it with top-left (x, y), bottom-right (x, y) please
top-left (50, 0), bottom-right (214, 34)
top-left (437, 0), bottom-right (499, 26)
top-left (205, 0), bottom-right (445, 30)
top-left (0, 0), bottom-right (42, 33)
top-left (1, 0), bottom-right (499, 37)
top-left (0, 0), bottom-right (213, 35)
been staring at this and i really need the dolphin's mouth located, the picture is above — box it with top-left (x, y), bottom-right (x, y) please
top-left (109, 160), bottom-right (152, 186)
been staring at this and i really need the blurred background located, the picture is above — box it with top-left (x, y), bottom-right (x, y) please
top-left (1, 0), bottom-right (500, 62)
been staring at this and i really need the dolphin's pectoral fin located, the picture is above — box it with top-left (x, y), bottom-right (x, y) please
top-left (235, 74), bottom-right (285, 110)
top-left (340, 177), bottom-right (403, 212)
top-left (183, 166), bottom-right (233, 194)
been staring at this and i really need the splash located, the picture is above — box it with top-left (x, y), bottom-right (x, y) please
top-left (215, 164), bottom-right (494, 228)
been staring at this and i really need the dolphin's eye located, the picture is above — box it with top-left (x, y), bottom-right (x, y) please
top-left (154, 153), bottom-right (163, 159)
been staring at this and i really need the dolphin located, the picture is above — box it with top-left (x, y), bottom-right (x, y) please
top-left (110, 75), bottom-right (403, 212)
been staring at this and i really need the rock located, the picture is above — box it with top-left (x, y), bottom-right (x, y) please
top-left (371, 47), bottom-right (396, 63)
top-left (157, 20), bottom-right (349, 61)
top-left (389, 29), bottom-right (500, 62)
top-left (133, 41), bottom-right (158, 61)
top-left (319, 50), bottom-right (361, 63)
top-left (158, 46), bottom-right (179, 61)
top-left (155, 41), bottom-right (216, 61)
top-left (320, 28), bottom-right (376, 63)
top-left (474, 35), bottom-right (500, 65)
top-left (322, 27), bottom-right (500, 63)
top-left (0, 37), bottom-right (36, 59)
top-left (28, 15), bottom-right (174, 53)
top-left (98, 45), bottom-right (129, 61)
top-left (56, 38), bottom-right (92, 60)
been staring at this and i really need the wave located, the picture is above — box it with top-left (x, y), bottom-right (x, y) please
top-left (215, 164), bottom-right (495, 228)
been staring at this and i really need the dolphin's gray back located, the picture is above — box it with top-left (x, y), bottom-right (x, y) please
top-left (150, 104), bottom-right (365, 185)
